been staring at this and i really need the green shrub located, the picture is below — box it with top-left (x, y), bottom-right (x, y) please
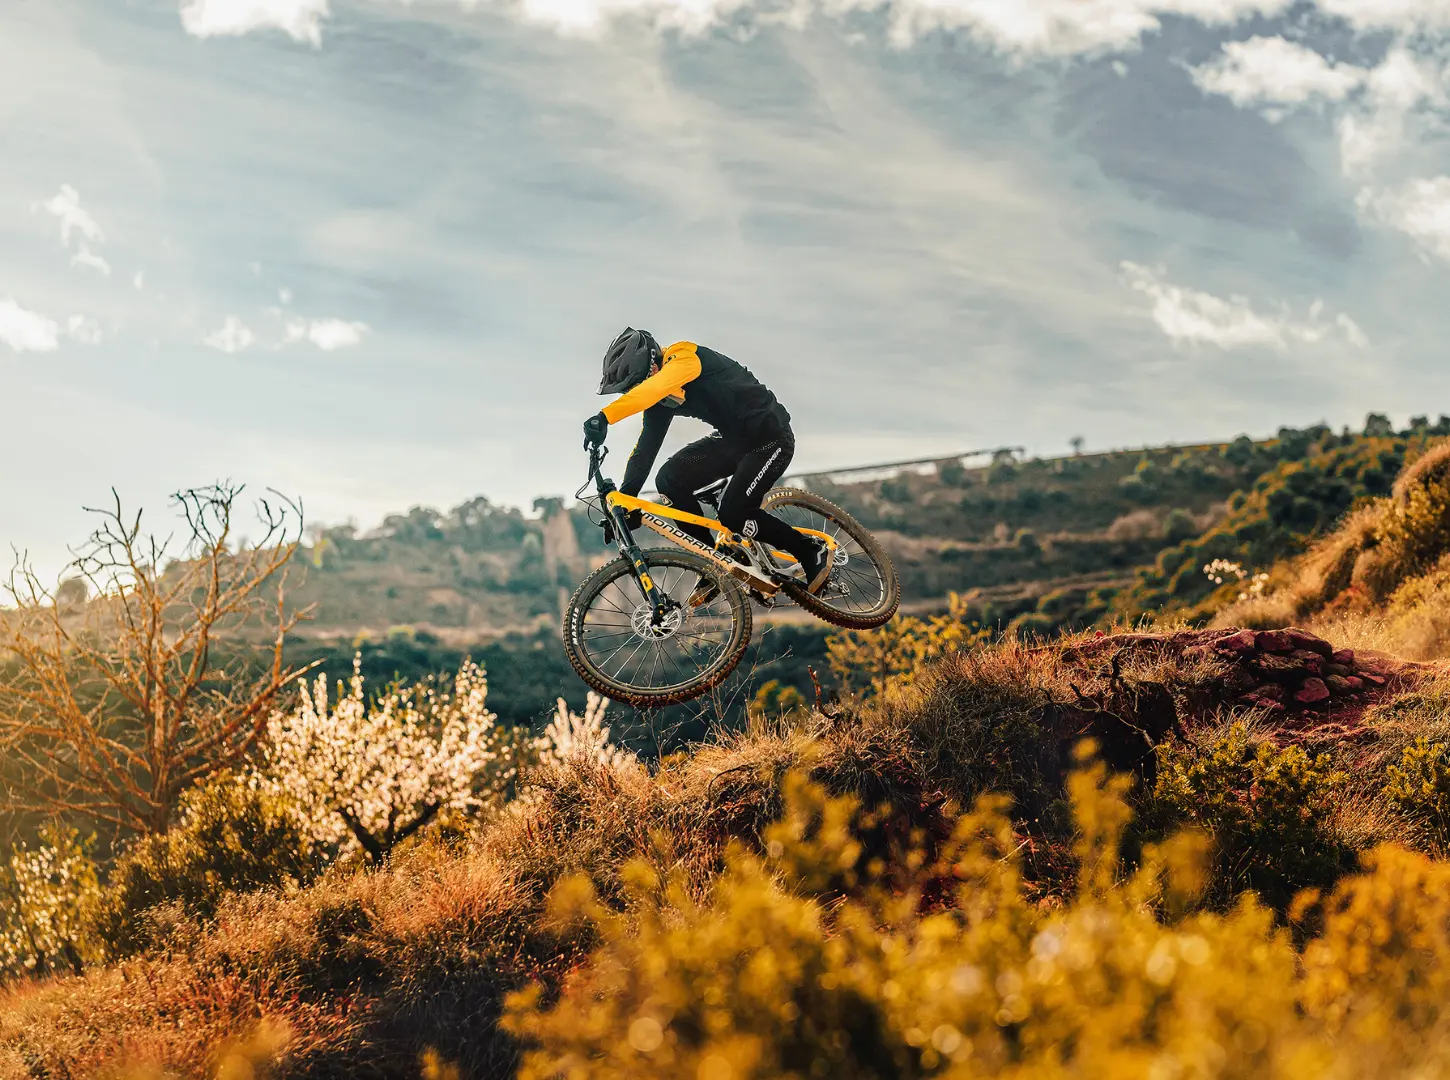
top-left (1151, 723), bottom-right (1352, 909)
top-left (87, 772), bottom-right (321, 958)
top-left (1384, 738), bottom-right (1450, 851)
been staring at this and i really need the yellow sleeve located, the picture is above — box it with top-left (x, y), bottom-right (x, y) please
top-left (600, 341), bottom-right (701, 425)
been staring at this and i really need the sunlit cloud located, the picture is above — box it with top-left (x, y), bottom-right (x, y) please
top-left (283, 316), bottom-right (370, 350)
top-left (41, 185), bottom-right (104, 248)
top-left (1189, 36), bottom-right (1365, 110)
top-left (180, 0), bottom-right (329, 45)
top-left (0, 299), bottom-right (61, 354)
top-left (1121, 263), bottom-right (1367, 350)
top-left (1359, 178), bottom-right (1450, 263)
top-left (204, 315), bottom-right (256, 353)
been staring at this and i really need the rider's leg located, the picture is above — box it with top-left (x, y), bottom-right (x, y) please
top-left (655, 434), bottom-right (735, 548)
top-left (716, 430), bottom-right (818, 567)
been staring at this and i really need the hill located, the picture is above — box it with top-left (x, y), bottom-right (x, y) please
top-left (3, 621), bottom-right (1448, 1076)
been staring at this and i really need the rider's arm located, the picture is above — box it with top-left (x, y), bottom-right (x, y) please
top-left (620, 407), bottom-right (673, 497)
top-left (600, 342), bottom-right (701, 425)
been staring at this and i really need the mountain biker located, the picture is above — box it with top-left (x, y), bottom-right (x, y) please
top-left (583, 327), bottom-right (832, 596)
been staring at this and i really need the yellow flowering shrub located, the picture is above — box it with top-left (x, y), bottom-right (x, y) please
top-left (1150, 724), bottom-right (1350, 909)
top-left (827, 593), bottom-right (990, 698)
top-left (506, 740), bottom-right (1450, 1080)
top-left (1383, 737), bottom-right (1450, 851)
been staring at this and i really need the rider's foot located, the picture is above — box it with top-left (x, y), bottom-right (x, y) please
top-left (800, 538), bottom-right (833, 594)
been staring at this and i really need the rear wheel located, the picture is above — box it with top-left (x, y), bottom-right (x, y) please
top-left (562, 549), bottom-right (751, 707)
top-left (761, 488), bottom-right (900, 630)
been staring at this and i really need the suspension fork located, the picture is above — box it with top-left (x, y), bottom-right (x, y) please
top-left (601, 481), bottom-right (671, 625)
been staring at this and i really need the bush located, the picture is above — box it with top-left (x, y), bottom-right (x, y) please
top-left (505, 756), bottom-right (1450, 1080)
top-left (1151, 723), bottom-right (1351, 909)
top-left (1384, 738), bottom-right (1450, 851)
top-left (86, 772), bottom-right (321, 959)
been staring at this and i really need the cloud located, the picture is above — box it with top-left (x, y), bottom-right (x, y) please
top-left (1316, 0), bottom-right (1450, 32)
top-left (284, 316), bottom-right (369, 350)
top-left (0, 299), bottom-right (60, 354)
top-left (1121, 262), bottom-right (1367, 350)
top-left (66, 315), bottom-right (104, 345)
top-left (70, 247), bottom-right (112, 277)
top-left (204, 315), bottom-right (256, 353)
top-left (180, 0), bottom-right (330, 46)
top-left (41, 185), bottom-right (104, 247)
top-left (1190, 36), bottom-right (1366, 109)
top-left (1337, 48), bottom-right (1446, 177)
top-left (1359, 177), bottom-right (1450, 261)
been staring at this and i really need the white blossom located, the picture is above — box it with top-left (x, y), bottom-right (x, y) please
top-left (0, 825), bottom-right (98, 977)
top-left (255, 656), bottom-right (509, 861)
top-left (537, 692), bottom-right (635, 771)
top-left (1202, 559), bottom-right (1248, 586)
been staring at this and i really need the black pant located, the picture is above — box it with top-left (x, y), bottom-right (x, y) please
top-left (655, 429), bottom-right (815, 564)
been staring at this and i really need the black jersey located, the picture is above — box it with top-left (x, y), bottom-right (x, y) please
top-left (600, 341), bottom-right (791, 495)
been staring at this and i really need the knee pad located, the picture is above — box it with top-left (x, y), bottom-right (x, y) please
top-left (719, 508), bottom-right (751, 535)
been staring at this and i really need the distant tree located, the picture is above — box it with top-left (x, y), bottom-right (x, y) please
top-left (938, 460), bottom-right (966, 487)
top-left (0, 484), bottom-right (311, 834)
top-left (1069, 435), bottom-right (1085, 456)
top-left (1364, 412), bottom-right (1394, 438)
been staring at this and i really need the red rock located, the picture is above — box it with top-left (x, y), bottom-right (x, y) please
top-left (1324, 663), bottom-right (1352, 678)
top-left (1360, 672), bottom-right (1386, 686)
top-left (1215, 629), bottom-right (1258, 654)
top-left (1326, 675), bottom-right (1354, 695)
top-left (1289, 650), bottom-right (1325, 675)
top-left (1295, 678), bottom-right (1332, 705)
top-left (1345, 676), bottom-right (1365, 690)
top-left (1332, 649), bottom-right (1355, 666)
top-left (1255, 630), bottom-right (1294, 654)
top-left (1252, 682), bottom-right (1287, 703)
top-left (1283, 629), bottom-right (1334, 658)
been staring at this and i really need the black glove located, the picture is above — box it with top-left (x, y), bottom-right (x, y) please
top-left (600, 509), bottom-right (642, 545)
top-left (583, 412), bottom-right (608, 450)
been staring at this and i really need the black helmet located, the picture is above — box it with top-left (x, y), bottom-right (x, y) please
top-left (598, 327), bottom-right (661, 395)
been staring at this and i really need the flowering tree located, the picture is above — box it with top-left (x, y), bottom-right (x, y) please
top-left (537, 693), bottom-right (634, 771)
top-left (256, 657), bottom-right (512, 863)
top-left (0, 825), bottom-right (99, 978)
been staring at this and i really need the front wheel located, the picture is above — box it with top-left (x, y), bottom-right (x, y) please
top-left (562, 549), bottom-right (752, 707)
top-left (761, 488), bottom-right (900, 630)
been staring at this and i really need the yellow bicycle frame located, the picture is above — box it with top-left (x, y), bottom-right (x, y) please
top-left (605, 490), bottom-right (836, 593)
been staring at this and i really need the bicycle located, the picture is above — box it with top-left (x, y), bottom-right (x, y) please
top-left (563, 444), bottom-right (900, 706)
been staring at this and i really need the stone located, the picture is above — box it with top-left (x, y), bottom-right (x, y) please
top-left (1324, 663), bottom-right (1352, 678)
top-left (1215, 629), bottom-right (1258, 654)
top-left (1326, 675), bottom-right (1354, 695)
top-left (1289, 649), bottom-right (1325, 675)
top-left (1255, 630), bottom-right (1294, 654)
top-left (1332, 649), bottom-right (1356, 667)
top-left (1360, 672), bottom-right (1386, 686)
top-left (1283, 629), bottom-right (1334, 658)
top-left (1251, 654), bottom-right (1312, 684)
top-left (1252, 682), bottom-right (1287, 703)
top-left (1295, 678), bottom-right (1332, 705)
top-left (1345, 676), bottom-right (1365, 690)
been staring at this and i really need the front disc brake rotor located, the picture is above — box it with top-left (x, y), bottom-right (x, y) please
top-left (631, 602), bottom-right (684, 640)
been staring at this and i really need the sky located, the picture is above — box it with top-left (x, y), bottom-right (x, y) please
top-left (3, 0), bottom-right (1450, 571)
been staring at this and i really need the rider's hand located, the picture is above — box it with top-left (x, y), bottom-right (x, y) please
top-left (625, 509), bottom-right (643, 530)
top-left (582, 411), bottom-right (608, 450)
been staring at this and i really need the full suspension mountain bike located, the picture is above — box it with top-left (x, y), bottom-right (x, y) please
top-left (563, 444), bottom-right (900, 706)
